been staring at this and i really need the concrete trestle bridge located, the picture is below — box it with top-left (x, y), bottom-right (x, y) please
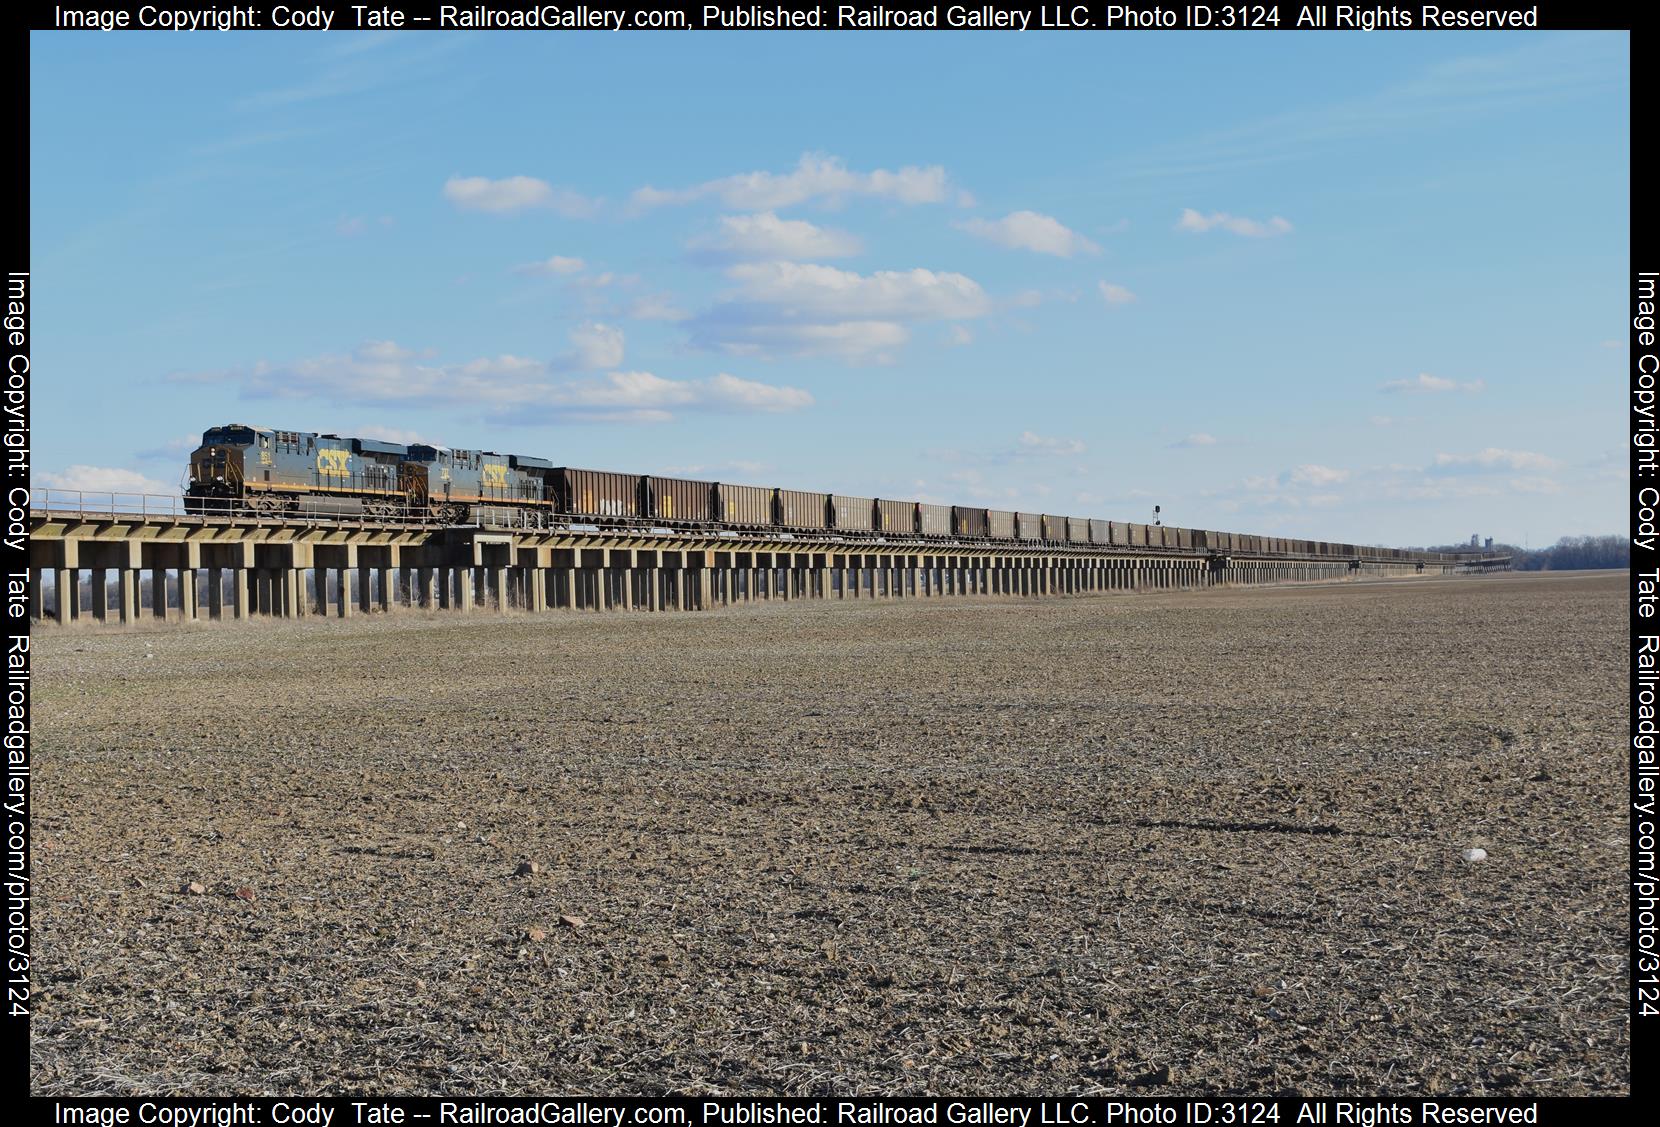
top-left (24, 491), bottom-right (1501, 626)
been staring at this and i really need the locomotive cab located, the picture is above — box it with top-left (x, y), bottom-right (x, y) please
top-left (188, 424), bottom-right (264, 502)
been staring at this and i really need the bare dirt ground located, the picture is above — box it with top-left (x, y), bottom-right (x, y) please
top-left (28, 571), bottom-right (1628, 1096)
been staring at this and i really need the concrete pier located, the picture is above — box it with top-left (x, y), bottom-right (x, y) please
top-left (25, 505), bottom-right (1475, 627)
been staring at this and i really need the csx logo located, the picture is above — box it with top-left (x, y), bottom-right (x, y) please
top-left (316, 449), bottom-right (351, 476)
top-left (481, 464), bottom-right (508, 488)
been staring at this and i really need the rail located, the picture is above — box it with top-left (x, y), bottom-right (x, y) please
top-left (25, 489), bottom-right (1461, 563)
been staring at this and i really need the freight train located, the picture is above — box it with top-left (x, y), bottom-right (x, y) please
top-left (186, 423), bottom-right (1446, 562)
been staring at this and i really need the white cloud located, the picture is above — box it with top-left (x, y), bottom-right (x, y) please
top-left (960, 211), bottom-right (1099, 257)
top-left (1176, 208), bottom-right (1293, 237)
top-left (336, 215), bottom-right (393, 237)
top-left (946, 325), bottom-right (974, 347)
top-left (543, 370), bottom-right (811, 420)
top-left (1381, 372), bottom-right (1486, 394)
top-left (1098, 281), bottom-right (1137, 305)
top-left (691, 211), bottom-right (862, 260)
top-left (1171, 433), bottom-right (1217, 448)
top-left (514, 255), bottom-right (587, 276)
top-left (1289, 464), bottom-right (1350, 487)
top-left (723, 261), bottom-right (990, 320)
top-left (1018, 431), bottom-right (1086, 456)
top-left (442, 175), bottom-right (598, 217)
top-left (1433, 448), bottom-right (1560, 473)
top-left (351, 424), bottom-right (427, 445)
top-left (694, 320), bottom-right (910, 362)
top-left (178, 340), bottom-right (812, 425)
top-left (557, 322), bottom-right (625, 371)
top-left (629, 294), bottom-right (690, 322)
top-left (632, 153), bottom-right (951, 211)
top-left (686, 262), bottom-right (989, 361)
top-left (35, 465), bottom-right (175, 496)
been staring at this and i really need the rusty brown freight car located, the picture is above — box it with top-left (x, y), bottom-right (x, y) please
top-left (1088, 518), bottom-right (1110, 544)
top-left (554, 468), bottom-right (642, 519)
top-left (716, 483), bottom-right (773, 527)
top-left (1040, 514), bottom-right (1066, 541)
top-left (987, 510), bottom-right (1016, 540)
top-left (955, 506), bottom-right (990, 538)
top-left (776, 489), bottom-right (829, 530)
top-left (876, 499), bottom-right (917, 535)
top-left (646, 476), bottom-right (714, 523)
top-left (830, 495), bottom-right (876, 532)
top-left (1016, 513), bottom-right (1044, 541)
top-left (919, 503), bottom-right (952, 537)
top-left (1066, 516), bottom-right (1090, 544)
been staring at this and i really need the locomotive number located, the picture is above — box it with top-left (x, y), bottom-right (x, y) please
top-left (481, 464), bottom-right (508, 488)
top-left (316, 449), bottom-right (351, 477)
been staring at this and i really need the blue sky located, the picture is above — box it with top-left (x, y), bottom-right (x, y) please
top-left (30, 30), bottom-right (1628, 547)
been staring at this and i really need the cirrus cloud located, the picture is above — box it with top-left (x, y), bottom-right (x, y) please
top-left (1432, 448), bottom-right (1559, 473)
top-left (513, 254), bottom-right (587, 276)
top-left (1381, 372), bottom-right (1487, 394)
top-left (1177, 208), bottom-right (1293, 237)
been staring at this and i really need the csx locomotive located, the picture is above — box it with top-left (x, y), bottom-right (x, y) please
top-left (186, 422), bottom-right (1440, 562)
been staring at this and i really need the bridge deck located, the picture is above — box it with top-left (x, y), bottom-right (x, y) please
top-left (23, 493), bottom-right (1501, 626)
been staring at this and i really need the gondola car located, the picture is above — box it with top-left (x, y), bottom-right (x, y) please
top-left (185, 423), bottom-right (1451, 563)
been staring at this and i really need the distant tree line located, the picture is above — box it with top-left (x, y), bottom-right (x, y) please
top-left (1409, 535), bottom-right (1629, 571)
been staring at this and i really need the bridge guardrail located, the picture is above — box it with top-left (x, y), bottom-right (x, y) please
top-left (30, 489), bottom-right (193, 520)
top-left (26, 489), bottom-right (1466, 561)
top-left (28, 489), bottom-right (443, 524)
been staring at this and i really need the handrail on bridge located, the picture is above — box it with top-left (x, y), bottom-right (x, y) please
top-left (25, 489), bottom-right (1458, 561)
